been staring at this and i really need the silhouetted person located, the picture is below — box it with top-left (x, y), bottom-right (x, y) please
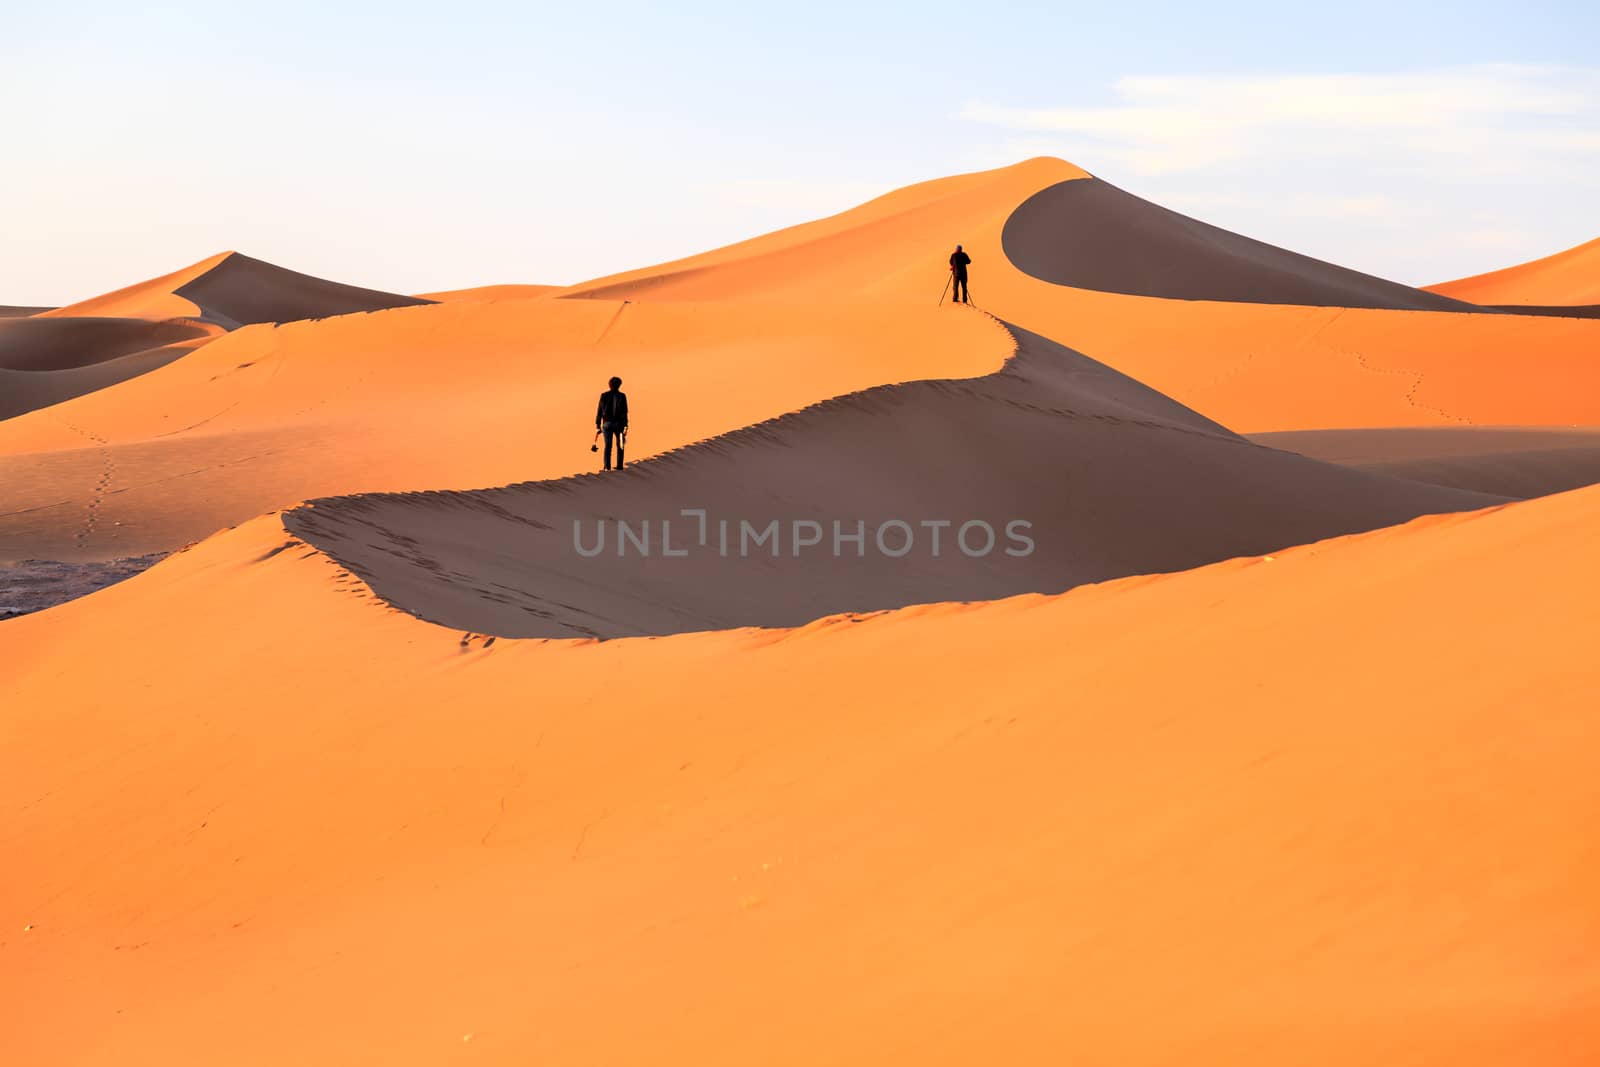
top-left (596, 376), bottom-right (628, 470)
top-left (949, 244), bottom-right (971, 304)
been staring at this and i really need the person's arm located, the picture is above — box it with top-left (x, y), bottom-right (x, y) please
top-left (596, 394), bottom-right (604, 429)
top-left (619, 393), bottom-right (629, 428)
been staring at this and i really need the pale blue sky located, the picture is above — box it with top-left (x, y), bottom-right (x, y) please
top-left (5, 1), bottom-right (1597, 303)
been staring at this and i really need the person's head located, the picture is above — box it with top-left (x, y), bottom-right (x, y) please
top-left (956, 244), bottom-right (963, 251)
top-left (609, 376), bottom-right (622, 390)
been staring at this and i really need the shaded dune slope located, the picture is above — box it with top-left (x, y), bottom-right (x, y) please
top-left (1251, 427), bottom-right (1600, 500)
top-left (1003, 179), bottom-right (1474, 310)
top-left (0, 341), bottom-right (199, 421)
top-left (0, 316), bottom-right (211, 373)
top-left (288, 320), bottom-right (1500, 639)
top-left (0, 305), bottom-right (53, 318)
top-left (170, 252), bottom-right (433, 327)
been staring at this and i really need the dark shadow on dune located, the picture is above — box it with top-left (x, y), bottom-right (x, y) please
top-left (1479, 304), bottom-right (1600, 319)
top-left (1250, 427), bottom-right (1600, 499)
top-left (174, 253), bottom-right (434, 327)
top-left (1003, 178), bottom-right (1478, 311)
top-left (286, 321), bottom-right (1503, 640)
top-left (0, 317), bottom-right (210, 373)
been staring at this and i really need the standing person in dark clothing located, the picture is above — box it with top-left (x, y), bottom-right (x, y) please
top-left (596, 375), bottom-right (629, 470)
top-left (949, 244), bottom-right (972, 304)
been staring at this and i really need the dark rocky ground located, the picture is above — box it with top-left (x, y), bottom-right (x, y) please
top-left (0, 553), bottom-right (167, 620)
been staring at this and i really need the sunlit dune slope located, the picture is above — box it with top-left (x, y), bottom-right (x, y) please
top-left (1428, 235), bottom-right (1600, 307)
top-left (0, 299), bottom-right (1007, 562)
top-left (4, 481), bottom-right (1598, 1065)
top-left (288, 321), bottom-right (1498, 638)
top-left (41, 251), bottom-right (431, 328)
top-left (558, 158), bottom-right (1600, 432)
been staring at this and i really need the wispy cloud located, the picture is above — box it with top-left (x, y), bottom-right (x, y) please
top-left (957, 65), bottom-right (1600, 284)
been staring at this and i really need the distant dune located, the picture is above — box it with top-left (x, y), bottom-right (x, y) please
top-left (1, 253), bottom-right (434, 422)
top-left (43, 250), bottom-right (431, 329)
top-left (0, 304), bottom-right (54, 317)
top-left (0, 316), bottom-right (212, 373)
top-left (1429, 235), bottom-right (1600, 307)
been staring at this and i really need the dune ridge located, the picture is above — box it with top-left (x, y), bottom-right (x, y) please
top-left (1002, 178), bottom-right (1474, 311)
top-left (41, 251), bottom-right (431, 329)
top-left (285, 316), bottom-right (1500, 638)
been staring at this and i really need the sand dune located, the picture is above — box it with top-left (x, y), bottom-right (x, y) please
top-left (42, 251), bottom-right (431, 329)
top-left (0, 304), bottom-right (54, 317)
top-left (0, 316), bottom-right (213, 373)
top-left (554, 159), bottom-right (1600, 432)
top-left (0, 340), bottom-right (203, 421)
top-left (1002, 177), bottom-right (1471, 310)
top-left (4, 152), bottom-right (1600, 1064)
top-left (1253, 427), bottom-right (1600, 499)
top-left (288, 319), bottom-right (1498, 638)
top-left (0, 317), bottom-right (219, 420)
top-left (0, 299), bottom-right (1007, 562)
top-left (4, 478), bottom-right (1598, 1065)
top-left (1429, 234), bottom-right (1600, 307)
top-left (0, 254), bottom-right (433, 421)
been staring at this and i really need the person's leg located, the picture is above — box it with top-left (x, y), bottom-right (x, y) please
top-left (956, 275), bottom-right (968, 302)
top-left (603, 427), bottom-right (615, 469)
top-left (617, 429), bottom-right (626, 468)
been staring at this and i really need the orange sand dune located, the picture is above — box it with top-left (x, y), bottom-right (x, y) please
top-left (417, 283), bottom-right (562, 302)
top-left (4, 480), bottom-right (1598, 1065)
top-left (41, 251), bottom-right (431, 328)
top-left (558, 158), bottom-right (1600, 432)
top-left (1428, 235), bottom-right (1600, 307)
top-left (0, 339), bottom-right (205, 422)
top-left (0, 299), bottom-right (1006, 562)
top-left (287, 321), bottom-right (1496, 638)
top-left (0, 317), bottom-right (220, 420)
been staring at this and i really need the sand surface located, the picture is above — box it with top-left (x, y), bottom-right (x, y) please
top-left (3, 155), bottom-right (1598, 1064)
top-left (4, 484), bottom-right (1598, 1065)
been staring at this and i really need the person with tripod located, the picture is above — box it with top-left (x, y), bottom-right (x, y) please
top-left (948, 244), bottom-right (972, 304)
top-left (595, 375), bottom-right (629, 470)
